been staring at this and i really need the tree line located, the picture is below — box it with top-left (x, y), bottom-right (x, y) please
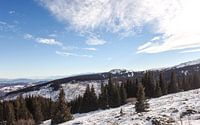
top-left (1, 71), bottom-right (200, 124)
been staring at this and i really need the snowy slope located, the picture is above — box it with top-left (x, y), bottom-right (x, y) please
top-left (4, 80), bottom-right (106, 101)
top-left (56, 89), bottom-right (200, 125)
top-left (172, 59), bottom-right (200, 69)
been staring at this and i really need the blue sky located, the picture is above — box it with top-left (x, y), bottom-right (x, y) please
top-left (0, 0), bottom-right (200, 78)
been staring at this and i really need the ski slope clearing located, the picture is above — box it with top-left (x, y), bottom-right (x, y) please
top-left (58, 88), bottom-right (200, 125)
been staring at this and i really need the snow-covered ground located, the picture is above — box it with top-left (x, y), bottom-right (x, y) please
top-left (43, 88), bottom-right (200, 125)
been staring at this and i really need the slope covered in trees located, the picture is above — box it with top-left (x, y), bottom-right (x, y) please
top-left (1, 71), bottom-right (200, 124)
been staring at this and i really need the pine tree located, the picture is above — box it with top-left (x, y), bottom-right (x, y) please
top-left (13, 97), bottom-right (21, 121)
top-left (135, 83), bottom-right (149, 113)
top-left (120, 84), bottom-right (127, 105)
top-left (5, 102), bottom-right (15, 125)
top-left (51, 89), bottom-right (72, 124)
top-left (142, 72), bottom-right (156, 98)
top-left (107, 74), bottom-right (121, 108)
top-left (159, 72), bottom-right (167, 95)
top-left (182, 76), bottom-right (190, 91)
top-left (192, 72), bottom-right (200, 89)
top-left (168, 72), bottom-right (178, 93)
top-left (90, 85), bottom-right (98, 110)
top-left (0, 102), bottom-right (3, 122)
top-left (18, 95), bottom-right (33, 120)
top-left (33, 98), bottom-right (44, 124)
top-left (155, 82), bottom-right (162, 97)
top-left (98, 83), bottom-right (108, 109)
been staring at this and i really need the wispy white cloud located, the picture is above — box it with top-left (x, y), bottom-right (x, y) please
top-left (24, 33), bottom-right (63, 46)
top-left (0, 21), bottom-right (17, 32)
top-left (83, 48), bottom-right (97, 51)
top-left (39, 0), bottom-right (200, 53)
top-left (180, 48), bottom-right (200, 53)
top-left (24, 33), bottom-right (33, 39)
top-left (36, 38), bottom-right (63, 46)
top-left (86, 36), bottom-right (107, 45)
top-left (56, 51), bottom-right (93, 58)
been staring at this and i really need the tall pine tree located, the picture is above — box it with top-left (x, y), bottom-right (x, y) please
top-left (135, 83), bottom-right (149, 112)
top-left (168, 72), bottom-right (178, 93)
top-left (51, 89), bottom-right (72, 124)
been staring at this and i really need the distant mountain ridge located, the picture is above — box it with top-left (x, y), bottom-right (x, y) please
top-left (1, 58), bottom-right (200, 101)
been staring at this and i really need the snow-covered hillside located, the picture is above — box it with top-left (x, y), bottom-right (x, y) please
top-left (46, 88), bottom-right (200, 125)
top-left (4, 80), bottom-right (106, 101)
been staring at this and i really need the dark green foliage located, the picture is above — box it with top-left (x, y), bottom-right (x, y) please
top-left (33, 98), bottom-right (44, 124)
top-left (120, 84), bottom-right (127, 104)
top-left (135, 83), bottom-right (149, 113)
top-left (124, 79), bottom-right (137, 98)
top-left (98, 83), bottom-right (109, 109)
top-left (107, 74), bottom-right (121, 108)
top-left (5, 102), bottom-right (15, 125)
top-left (168, 72), bottom-right (178, 93)
top-left (182, 76), bottom-right (190, 91)
top-left (70, 95), bottom-right (82, 113)
top-left (51, 89), bottom-right (72, 124)
top-left (79, 85), bottom-right (98, 113)
top-left (159, 72), bottom-right (167, 95)
top-left (0, 102), bottom-right (3, 122)
top-left (192, 72), bottom-right (200, 89)
top-left (142, 72), bottom-right (156, 98)
top-left (155, 82), bottom-right (162, 97)
top-left (18, 95), bottom-right (33, 120)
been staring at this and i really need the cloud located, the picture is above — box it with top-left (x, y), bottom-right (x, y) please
top-left (36, 38), bottom-right (63, 46)
top-left (24, 33), bottom-right (33, 39)
top-left (39, 0), bottom-right (200, 53)
top-left (56, 51), bottom-right (93, 58)
top-left (180, 48), bottom-right (200, 53)
top-left (83, 48), bottom-right (97, 51)
top-left (0, 21), bottom-right (17, 32)
top-left (24, 33), bottom-right (63, 46)
top-left (86, 37), bottom-right (107, 45)
top-left (9, 10), bottom-right (15, 14)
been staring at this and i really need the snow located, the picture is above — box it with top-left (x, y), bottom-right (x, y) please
top-left (174, 59), bottom-right (200, 69)
top-left (57, 88), bottom-right (200, 125)
top-left (5, 80), bottom-right (106, 101)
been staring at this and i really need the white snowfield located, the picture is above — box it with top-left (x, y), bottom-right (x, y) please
top-left (47, 88), bottom-right (200, 125)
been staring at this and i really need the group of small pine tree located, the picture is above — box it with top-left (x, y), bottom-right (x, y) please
top-left (0, 89), bottom-right (72, 125)
top-left (70, 74), bottom-right (127, 114)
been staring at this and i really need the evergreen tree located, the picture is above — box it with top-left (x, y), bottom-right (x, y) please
top-left (107, 74), bottom-right (121, 108)
top-left (5, 102), bottom-right (15, 125)
top-left (90, 85), bottom-right (98, 110)
top-left (159, 72), bottom-right (167, 95)
top-left (168, 72), bottom-right (179, 93)
top-left (70, 95), bottom-right (82, 113)
top-left (33, 98), bottom-right (44, 124)
top-left (0, 102), bottom-right (3, 122)
top-left (192, 72), bottom-right (200, 89)
top-left (120, 84), bottom-right (127, 104)
top-left (142, 72), bottom-right (156, 98)
top-left (182, 76), bottom-right (190, 91)
top-left (18, 95), bottom-right (33, 120)
top-left (135, 83), bottom-right (149, 113)
top-left (98, 83), bottom-right (108, 109)
top-left (79, 84), bottom-right (98, 113)
top-left (13, 97), bottom-right (21, 121)
top-left (155, 82), bottom-right (162, 97)
top-left (51, 89), bottom-right (72, 124)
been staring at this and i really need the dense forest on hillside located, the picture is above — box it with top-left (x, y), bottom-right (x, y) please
top-left (1, 71), bottom-right (200, 124)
